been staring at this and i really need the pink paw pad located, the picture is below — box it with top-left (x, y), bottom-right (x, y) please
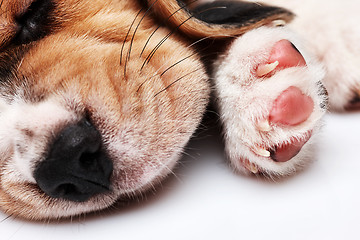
top-left (269, 86), bottom-right (314, 126)
top-left (257, 39), bottom-right (307, 77)
top-left (268, 39), bottom-right (306, 69)
top-left (270, 134), bottom-right (311, 163)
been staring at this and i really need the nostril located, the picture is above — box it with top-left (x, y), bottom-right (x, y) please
top-left (34, 118), bottom-right (113, 202)
top-left (55, 183), bottom-right (83, 202)
top-left (53, 180), bottom-right (109, 202)
top-left (56, 183), bottom-right (77, 196)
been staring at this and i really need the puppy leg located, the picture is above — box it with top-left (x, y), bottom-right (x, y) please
top-left (213, 26), bottom-right (327, 176)
top-left (296, 10), bottom-right (360, 111)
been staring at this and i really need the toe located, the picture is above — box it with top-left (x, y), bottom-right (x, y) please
top-left (269, 134), bottom-right (311, 162)
top-left (268, 39), bottom-right (306, 69)
top-left (256, 40), bottom-right (306, 77)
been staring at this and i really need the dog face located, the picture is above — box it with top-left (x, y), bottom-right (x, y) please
top-left (0, 0), bottom-right (292, 220)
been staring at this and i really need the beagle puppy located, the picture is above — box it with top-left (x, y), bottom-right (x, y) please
top-left (0, 0), bottom-right (358, 220)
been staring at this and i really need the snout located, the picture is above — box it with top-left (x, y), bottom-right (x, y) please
top-left (34, 119), bottom-right (113, 202)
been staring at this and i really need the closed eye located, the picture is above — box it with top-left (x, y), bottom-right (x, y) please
top-left (13, 0), bottom-right (55, 45)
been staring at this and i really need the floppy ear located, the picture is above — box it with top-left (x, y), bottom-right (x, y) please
top-left (146, 0), bottom-right (295, 38)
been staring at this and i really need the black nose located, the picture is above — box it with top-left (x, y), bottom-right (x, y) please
top-left (34, 119), bottom-right (113, 202)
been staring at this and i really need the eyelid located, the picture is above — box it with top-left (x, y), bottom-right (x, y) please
top-left (13, 0), bottom-right (55, 45)
top-left (15, 0), bottom-right (37, 16)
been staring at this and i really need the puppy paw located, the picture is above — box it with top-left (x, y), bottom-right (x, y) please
top-left (213, 26), bottom-right (327, 176)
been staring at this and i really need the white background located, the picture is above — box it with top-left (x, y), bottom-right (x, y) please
top-left (1, 112), bottom-right (360, 240)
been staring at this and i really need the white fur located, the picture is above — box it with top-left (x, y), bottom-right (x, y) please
top-left (0, 97), bottom-right (80, 183)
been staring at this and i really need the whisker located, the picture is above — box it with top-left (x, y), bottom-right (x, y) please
top-left (137, 36), bottom-right (209, 92)
top-left (1, 214), bottom-right (13, 222)
top-left (150, 157), bottom-right (183, 184)
top-left (136, 73), bottom-right (158, 93)
top-left (139, 52), bottom-right (198, 92)
top-left (154, 67), bottom-right (202, 98)
top-left (140, 4), bottom-right (221, 71)
top-left (125, 0), bottom-right (160, 63)
top-left (179, 148), bottom-right (198, 162)
top-left (121, 8), bottom-right (143, 74)
top-left (140, 16), bottom-right (194, 71)
top-left (160, 53), bottom-right (196, 77)
top-left (138, 51), bottom-right (215, 94)
top-left (160, 37), bottom-right (211, 77)
top-left (139, 0), bottom-right (200, 58)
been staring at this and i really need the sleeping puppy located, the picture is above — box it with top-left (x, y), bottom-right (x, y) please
top-left (0, 0), bottom-right (357, 220)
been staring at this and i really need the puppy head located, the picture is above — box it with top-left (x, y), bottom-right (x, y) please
top-left (0, 0), bottom-right (293, 220)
